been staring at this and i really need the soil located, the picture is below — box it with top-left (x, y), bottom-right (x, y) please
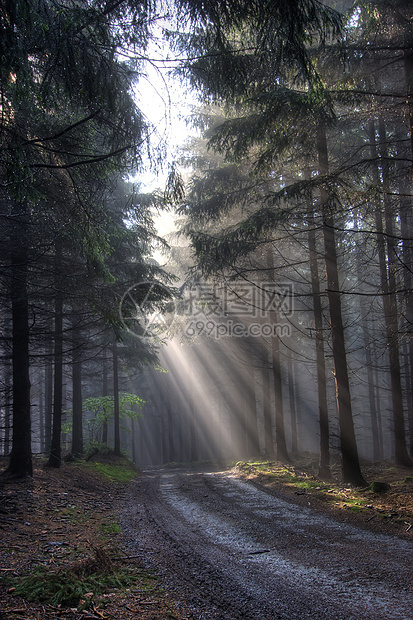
top-left (0, 456), bottom-right (190, 620)
top-left (1, 455), bottom-right (413, 619)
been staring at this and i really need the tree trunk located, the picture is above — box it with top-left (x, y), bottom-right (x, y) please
top-left (261, 343), bottom-right (274, 458)
top-left (397, 147), bottom-right (413, 458)
top-left (131, 416), bottom-right (137, 464)
top-left (38, 366), bottom-right (45, 453)
top-left (355, 228), bottom-right (381, 461)
top-left (317, 123), bottom-right (366, 486)
top-left (244, 345), bottom-right (261, 459)
top-left (44, 352), bottom-right (53, 455)
top-left (48, 246), bottom-right (63, 468)
top-left (102, 346), bottom-right (108, 445)
top-left (266, 246), bottom-right (289, 462)
top-left (373, 118), bottom-right (412, 466)
top-left (308, 213), bottom-right (331, 478)
top-left (287, 351), bottom-right (298, 454)
top-left (167, 400), bottom-right (176, 462)
top-left (3, 361), bottom-right (12, 457)
top-left (5, 205), bottom-right (32, 477)
top-left (113, 342), bottom-right (121, 456)
top-left (187, 352), bottom-right (198, 462)
top-left (71, 325), bottom-right (83, 457)
top-left (403, 49), bottom-right (413, 176)
top-left (360, 305), bottom-right (382, 462)
top-left (271, 329), bottom-right (289, 462)
top-left (371, 339), bottom-right (385, 458)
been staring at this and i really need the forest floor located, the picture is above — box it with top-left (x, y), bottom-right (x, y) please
top-left (0, 454), bottom-right (413, 619)
top-left (0, 454), bottom-right (189, 620)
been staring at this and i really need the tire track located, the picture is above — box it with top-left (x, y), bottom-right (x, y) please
top-left (121, 469), bottom-right (413, 620)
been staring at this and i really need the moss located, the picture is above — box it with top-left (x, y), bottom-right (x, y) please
top-left (86, 461), bottom-right (138, 483)
top-left (99, 519), bottom-right (122, 536)
top-left (370, 481), bottom-right (391, 493)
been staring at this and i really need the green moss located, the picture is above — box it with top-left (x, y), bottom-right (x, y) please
top-left (86, 461), bottom-right (138, 483)
top-left (99, 519), bottom-right (122, 536)
top-left (369, 481), bottom-right (391, 493)
top-left (237, 460), bottom-right (376, 512)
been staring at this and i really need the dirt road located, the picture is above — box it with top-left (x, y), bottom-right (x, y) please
top-left (121, 468), bottom-right (413, 619)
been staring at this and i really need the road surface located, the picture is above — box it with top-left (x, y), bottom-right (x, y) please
top-left (121, 468), bottom-right (413, 619)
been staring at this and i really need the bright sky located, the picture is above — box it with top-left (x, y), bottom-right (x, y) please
top-left (132, 43), bottom-right (197, 264)
top-left (132, 24), bottom-right (197, 191)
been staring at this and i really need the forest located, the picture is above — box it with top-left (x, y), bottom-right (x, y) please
top-left (1, 0), bottom-right (412, 488)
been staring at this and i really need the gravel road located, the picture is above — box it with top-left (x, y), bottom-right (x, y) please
top-left (121, 468), bottom-right (413, 619)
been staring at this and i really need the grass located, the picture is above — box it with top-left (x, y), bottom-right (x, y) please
top-left (86, 460), bottom-right (138, 483)
top-left (235, 458), bottom-right (413, 529)
top-left (235, 459), bottom-right (396, 513)
top-left (99, 518), bottom-right (122, 536)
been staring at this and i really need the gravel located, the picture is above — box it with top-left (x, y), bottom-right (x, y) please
top-left (120, 468), bottom-right (413, 620)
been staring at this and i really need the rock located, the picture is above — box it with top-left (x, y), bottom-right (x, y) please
top-left (369, 481), bottom-right (391, 493)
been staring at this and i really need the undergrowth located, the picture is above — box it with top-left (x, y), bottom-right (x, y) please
top-left (9, 547), bottom-right (139, 610)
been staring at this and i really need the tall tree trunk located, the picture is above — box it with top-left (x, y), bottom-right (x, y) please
top-left (402, 46), bottom-right (413, 456)
top-left (287, 351), bottom-right (298, 454)
top-left (266, 246), bottom-right (289, 462)
top-left (398, 153), bottom-right (413, 457)
top-left (373, 118), bottom-right (412, 466)
top-left (355, 231), bottom-right (381, 461)
top-left (48, 246), bottom-right (63, 468)
top-left (371, 339), bottom-right (385, 458)
top-left (308, 213), bottom-right (331, 478)
top-left (38, 366), bottom-right (45, 453)
top-left (187, 352), bottom-right (198, 462)
top-left (317, 123), bottom-right (366, 486)
top-left (403, 49), bottom-right (413, 176)
top-left (272, 329), bottom-right (289, 462)
top-left (244, 344), bottom-right (261, 459)
top-left (5, 205), bottom-right (32, 477)
top-left (360, 307), bottom-right (382, 462)
top-left (261, 343), bottom-right (274, 458)
top-left (3, 361), bottom-right (12, 457)
top-left (113, 341), bottom-right (121, 456)
top-left (102, 346), bottom-right (108, 445)
top-left (131, 416), bottom-right (137, 464)
top-left (44, 350), bottom-right (53, 455)
top-left (167, 400), bottom-right (176, 462)
top-left (71, 325), bottom-right (83, 457)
